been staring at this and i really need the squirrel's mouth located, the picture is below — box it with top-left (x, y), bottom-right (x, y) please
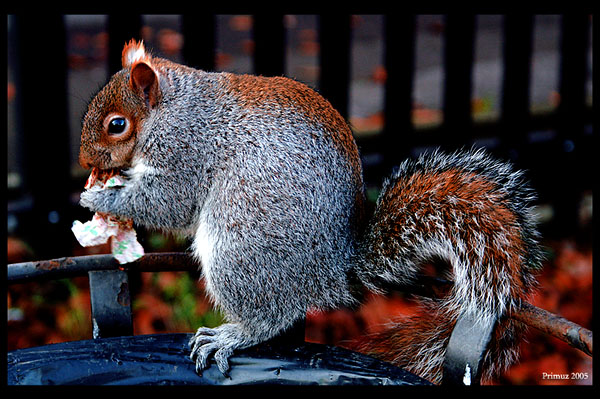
top-left (84, 167), bottom-right (122, 189)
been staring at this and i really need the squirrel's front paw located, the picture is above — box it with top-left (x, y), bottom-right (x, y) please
top-left (188, 323), bottom-right (252, 376)
top-left (79, 188), bottom-right (116, 214)
top-left (79, 189), bottom-right (95, 210)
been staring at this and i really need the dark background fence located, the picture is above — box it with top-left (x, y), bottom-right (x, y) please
top-left (7, 14), bottom-right (593, 261)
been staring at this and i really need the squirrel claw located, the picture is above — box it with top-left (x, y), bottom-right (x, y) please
top-left (189, 324), bottom-right (243, 377)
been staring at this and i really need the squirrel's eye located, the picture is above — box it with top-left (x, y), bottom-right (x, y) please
top-left (108, 117), bottom-right (127, 135)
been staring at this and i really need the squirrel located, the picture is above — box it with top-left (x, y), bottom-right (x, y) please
top-left (78, 40), bottom-right (543, 384)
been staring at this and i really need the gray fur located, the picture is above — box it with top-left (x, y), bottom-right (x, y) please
top-left (80, 63), bottom-right (361, 375)
top-left (80, 51), bottom-right (542, 381)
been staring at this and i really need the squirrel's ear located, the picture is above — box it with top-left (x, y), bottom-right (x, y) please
top-left (122, 40), bottom-right (160, 108)
top-left (131, 61), bottom-right (160, 108)
top-left (122, 39), bottom-right (149, 68)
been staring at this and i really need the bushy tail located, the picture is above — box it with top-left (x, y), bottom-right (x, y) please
top-left (356, 148), bottom-right (543, 384)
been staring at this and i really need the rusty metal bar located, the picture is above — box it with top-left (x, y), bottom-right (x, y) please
top-left (511, 301), bottom-right (592, 356)
top-left (7, 253), bottom-right (592, 357)
top-left (7, 252), bottom-right (199, 284)
top-left (378, 274), bottom-right (593, 357)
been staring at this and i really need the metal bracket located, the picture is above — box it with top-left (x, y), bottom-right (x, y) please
top-left (442, 310), bottom-right (497, 385)
top-left (88, 269), bottom-right (133, 339)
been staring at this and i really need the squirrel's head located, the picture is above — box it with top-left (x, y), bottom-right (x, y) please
top-left (79, 40), bottom-right (161, 170)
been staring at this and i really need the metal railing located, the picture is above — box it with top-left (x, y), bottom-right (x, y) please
top-left (7, 252), bottom-right (593, 385)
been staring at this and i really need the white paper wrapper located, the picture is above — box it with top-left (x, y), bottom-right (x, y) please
top-left (73, 170), bottom-right (144, 264)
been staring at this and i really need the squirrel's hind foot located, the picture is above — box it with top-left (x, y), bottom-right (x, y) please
top-left (188, 323), bottom-right (252, 377)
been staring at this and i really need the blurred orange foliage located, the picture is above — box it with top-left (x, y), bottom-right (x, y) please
top-left (7, 235), bottom-right (592, 385)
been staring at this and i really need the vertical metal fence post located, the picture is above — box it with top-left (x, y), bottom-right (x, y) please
top-left (88, 269), bottom-right (133, 338)
top-left (442, 311), bottom-right (497, 385)
top-left (13, 15), bottom-right (71, 259)
top-left (552, 14), bottom-right (591, 235)
top-left (383, 14), bottom-right (416, 170)
top-left (107, 14), bottom-right (143, 75)
top-left (182, 14), bottom-right (216, 72)
top-left (500, 15), bottom-right (534, 160)
top-left (442, 15), bottom-right (475, 148)
top-left (253, 14), bottom-right (286, 77)
top-left (319, 15), bottom-right (351, 120)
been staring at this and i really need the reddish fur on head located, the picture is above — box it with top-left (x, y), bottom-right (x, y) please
top-left (79, 40), bottom-right (161, 170)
